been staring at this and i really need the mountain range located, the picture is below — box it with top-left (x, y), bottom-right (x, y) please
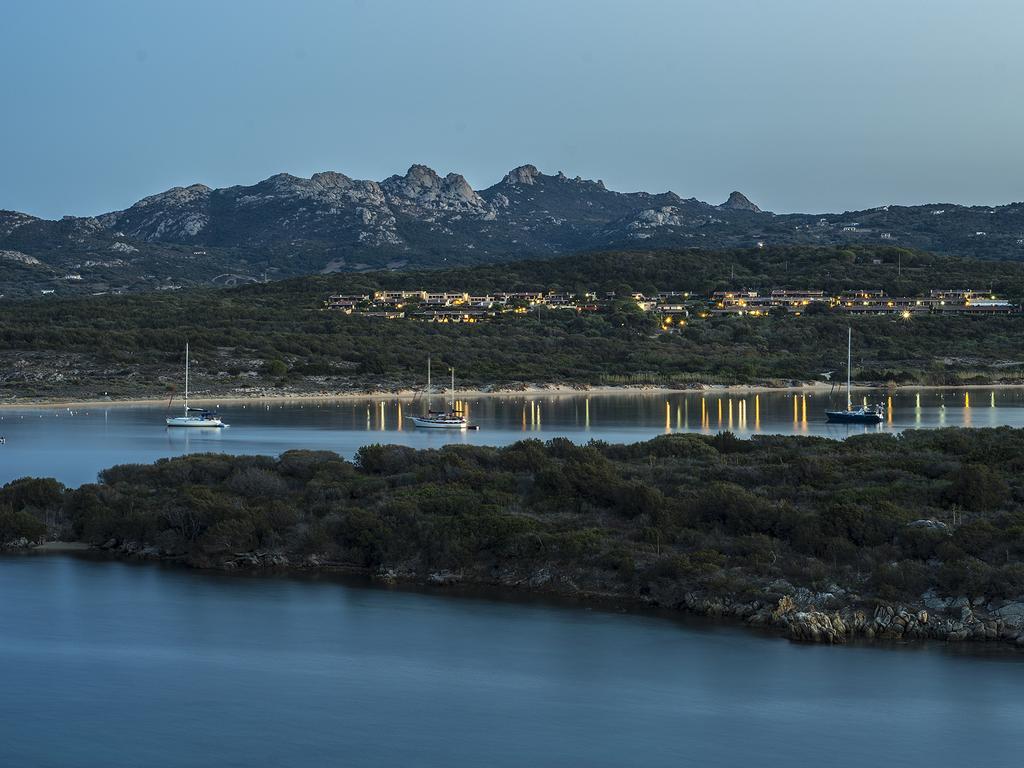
top-left (3, 163), bottom-right (1024, 297)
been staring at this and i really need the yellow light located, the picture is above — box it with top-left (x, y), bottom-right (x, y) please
top-left (900, 309), bottom-right (912, 320)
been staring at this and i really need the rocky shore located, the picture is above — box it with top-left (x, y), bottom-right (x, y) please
top-left (13, 537), bottom-right (1023, 652)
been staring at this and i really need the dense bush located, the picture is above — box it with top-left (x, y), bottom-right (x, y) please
top-left (4, 429), bottom-right (1024, 610)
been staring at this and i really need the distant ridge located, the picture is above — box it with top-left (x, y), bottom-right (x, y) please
top-left (3, 162), bottom-right (1024, 297)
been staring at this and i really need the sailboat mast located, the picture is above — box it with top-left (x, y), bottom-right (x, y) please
top-left (450, 367), bottom-right (455, 413)
top-left (426, 355), bottom-right (431, 413)
top-left (184, 342), bottom-right (189, 415)
top-left (846, 327), bottom-right (852, 411)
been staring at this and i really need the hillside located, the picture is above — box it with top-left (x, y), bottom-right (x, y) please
top-left (5, 164), bottom-right (1024, 297)
top-left (3, 246), bottom-right (1024, 402)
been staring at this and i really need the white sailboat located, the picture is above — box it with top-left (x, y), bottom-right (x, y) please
top-left (409, 356), bottom-right (473, 429)
top-left (165, 342), bottom-right (226, 428)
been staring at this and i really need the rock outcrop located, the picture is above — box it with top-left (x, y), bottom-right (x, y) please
top-left (720, 191), bottom-right (761, 212)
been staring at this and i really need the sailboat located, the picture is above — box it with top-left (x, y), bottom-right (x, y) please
top-left (165, 342), bottom-right (226, 428)
top-left (825, 327), bottom-right (884, 424)
top-left (408, 356), bottom-right (475, 429)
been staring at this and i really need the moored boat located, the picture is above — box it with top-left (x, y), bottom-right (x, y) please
top-left (408, 356), bottom-right (475, 430)
top-left (825, 328), bottom-right (884, 424)
top-left (165, 343), bottom-right (226, 428)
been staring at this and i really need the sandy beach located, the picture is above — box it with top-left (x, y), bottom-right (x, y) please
top-left (2, 379), bottom-right (1020, 411)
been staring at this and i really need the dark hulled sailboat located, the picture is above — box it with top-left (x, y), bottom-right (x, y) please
top-left (825, 327), bottom-right (884, 424)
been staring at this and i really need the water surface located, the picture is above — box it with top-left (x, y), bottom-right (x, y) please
top-left (0, 555), bottom-right (1020, 768)
top-left (2, 388), bottom-right (1022, 486)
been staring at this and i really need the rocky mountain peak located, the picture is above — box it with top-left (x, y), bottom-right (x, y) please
top-left (132, 183), bottom-right (211, 209)
top-left (310, 171), bottom-right (354, 190)
top-left (721, 191), bottom-right (761, 212)
top-left (502, 164), bottom-right (541, 186)
top-left (382, 165), bottom-right (484, 209)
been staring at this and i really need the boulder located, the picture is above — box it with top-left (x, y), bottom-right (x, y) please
top-left (991, 601), bottom-right (1024, 628)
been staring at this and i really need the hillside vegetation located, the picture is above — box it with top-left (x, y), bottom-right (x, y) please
top-left (3, 246), bottom-right (1024, 401)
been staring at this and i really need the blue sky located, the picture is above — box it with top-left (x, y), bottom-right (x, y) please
top-left (3, 0), bottom-right (1023, 218)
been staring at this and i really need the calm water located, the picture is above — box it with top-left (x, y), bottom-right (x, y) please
top-left (0, 555), bottom-right (1019, 768)
top-left (2, 388), bottom-right (1023, 486)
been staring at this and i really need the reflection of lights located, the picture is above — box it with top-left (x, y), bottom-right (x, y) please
top-left (991, 391), bottom-right (996, 408)
top-left (801, 395), bottom-right (807, 424)
top-left (793, 395), bottom-right (798, 424)
top-left (717, 398), bottom-right (723, 426)
top-left (585, 398), bottom-right (590, 430)
top-left (755, 394), bottom-right (760, 430)
top-left (887, 396), bottom-right (893, 424)
top-left (728, 398), bottom-right (734, 429)
top-left (665, 400), bottom-right (671, 434)
top-left (397, 401), bottom-right (403, 430)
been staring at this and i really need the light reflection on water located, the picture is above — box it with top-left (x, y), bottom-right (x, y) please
top-left (1, 388), bottom-right (1023, 486)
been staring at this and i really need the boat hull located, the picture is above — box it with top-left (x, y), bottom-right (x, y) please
top-left (825, 411), bottom-right (883, 424)
top-left (409, 417), bottom-right (468, 430)
top-left (166, 417), bottom-right (225, 428)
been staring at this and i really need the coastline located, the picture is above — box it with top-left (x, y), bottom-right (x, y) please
top-left (3, 379), bottom-right (1023, 411)
top-left (14, 542), bottom-right (1024, 653)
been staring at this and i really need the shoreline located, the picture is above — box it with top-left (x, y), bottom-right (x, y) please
top-left (14, 543), bottom-right (1024, 655)
top-left (3, 380), bottom-right (1024, 411)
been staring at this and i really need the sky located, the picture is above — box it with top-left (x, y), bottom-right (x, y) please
top-left (3, 0), bottom-right (1024, 218)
